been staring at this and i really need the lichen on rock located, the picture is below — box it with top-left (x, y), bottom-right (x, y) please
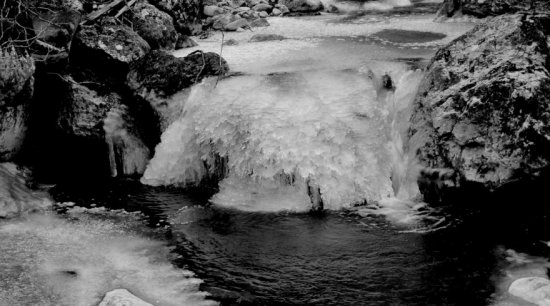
top-left (409, 14), bottom-right (550, 199)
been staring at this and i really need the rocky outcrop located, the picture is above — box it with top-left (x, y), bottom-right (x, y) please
top-left (130, 1), bottom-right (178, 50)
top-left (0, 163), bottom-right (52, 218)
top-left (127, 50), bottom-right (228, 128)
top-left (408, 14), bottom-right (550, 202)
top-left (0, 49), bottom-right (35, 161)
top-left (437, 0), bottom-right (550, 18)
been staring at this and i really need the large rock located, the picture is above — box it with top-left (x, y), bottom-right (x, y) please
top-left (149, 0), bottom-right (203, 35)
top-left (70, 19), bottom-right (151, 89)
top-left (127, 50), bottom-right (228, 128)
top-left (509, 277), bottom-right (550, 306)
top-left (204, 5), bottom-right (225, 16)
top-left (56, 81), bottom-right (122, 140)
top-left (0, 49), bottom-right (35, 161)
top-left (0, 163), bottom-right (52, 218)
top-left (408, 14), bottom-right (550, 202)
top-left (278, 0), bottom-right (323, 13)
top-left (437, 0), bottom-right (550, 18)
top-left (131, 1), bottom-right (178, 50)
top-left (224, 18), bottom-right (249, 31)
top-left (98, 289), bottom-right (153, 306)
top-left (250, 33), bottom-right (286, 42)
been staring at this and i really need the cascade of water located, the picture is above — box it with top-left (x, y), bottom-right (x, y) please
top-left (143, 66), bottom-right (425, 214)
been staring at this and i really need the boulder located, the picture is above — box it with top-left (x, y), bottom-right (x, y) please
top-left (204, 5), bottom-right (224, 16)
top-left (149, 0), bottom-right (203, 36)
top-left (70, 19), bottom-right (151, 89)
top-left (127, 50), bottom-right (229, 128)
top-left (176, 35), bottom-right (199, 49)
top-left (98, 289), bottom-right (153, 306)
top-left (224, 38), bottom-right (239, 46)
top-left (278, 4), bottom-right (290, 14)
top-left (250, 18), bottom-right (270, 27)
top-left (227, 0), bottom-right (245, 8)
top-left (224, 18), bottom-right (249, 31)
top-left (0, 163), bottom-right (52, 218)
top-left (212, 13), bottom-right (239, 30)
top-left (253, 3), bottom-right (272, 12)
top-left (235, 7), bottom-right (251, 12)
top-left (0, 49), bottom-right (35, 161)
top-left (259, 11), bottom-right (269, 18)
top-left (56, 81), bottom-right (122, 140)
top-left (130, 1), bottom-right (178, 50)
top-left (271, 8), bottom-right (282, 15)
top-left (278, 0), bottom-right (323, 13)
top-left (437, 0), bottom-right (550, 18)
top-left (250, 33), bottom-right (286, 42)
top-left (509, 277), bottom-right (550, 306)
top-left (408, 14), bottom-right (550, 202)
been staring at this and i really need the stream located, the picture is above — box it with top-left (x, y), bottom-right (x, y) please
top-left (2, 1), bottom-right (550, 305)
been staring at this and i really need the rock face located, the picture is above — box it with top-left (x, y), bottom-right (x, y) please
top-left (98, 289), bottom-right (153, 306)
top-left (131, 1), bottom-right (178, 50)
top-left (127, 50), bottom-right (229, 129)
top-left (0, 163), bottom-right (52, 218)
top-left (408, 14), bottom-right (550, 201)
top-left (0, 49), bottom-right (35, 161)
top-left (509, 277), bottom-right (550, 306)
top-left (437, 0), bottom-right (550, 18)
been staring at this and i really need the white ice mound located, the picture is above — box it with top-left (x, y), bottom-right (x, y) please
top-left (509, 277), bottom-right (550, 306)
top-left (99, 289), bottom-right (153, 306)
top-left (143, 68), bottom-right (423, 211)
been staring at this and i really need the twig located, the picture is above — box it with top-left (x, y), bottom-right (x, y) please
top-left (86, 0), bottom-right (125, 22)
top-left (215, 31), bottom-right (224, 88)
top-left (189, 50), bottom-right (206, 84)
top-left (115, 0), bottom-right (137, 18)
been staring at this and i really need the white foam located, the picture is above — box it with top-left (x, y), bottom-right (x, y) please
top-left (0, 211), bottom-right (216, 306)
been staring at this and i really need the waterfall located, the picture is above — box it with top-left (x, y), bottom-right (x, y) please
top-left (103, 106), bottom-right (150, 177)
top-left (142, 67), bottom-right (425, 213)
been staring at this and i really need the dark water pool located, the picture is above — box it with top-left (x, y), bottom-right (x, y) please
top-left (51, 180), bottom-right (550, 306)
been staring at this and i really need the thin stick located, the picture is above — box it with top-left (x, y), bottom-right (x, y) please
top-left (215, 31), bottom-right (224, 88)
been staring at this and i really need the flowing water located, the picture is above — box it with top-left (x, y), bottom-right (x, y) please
top-left (4, 1), bottom-right (550, 306)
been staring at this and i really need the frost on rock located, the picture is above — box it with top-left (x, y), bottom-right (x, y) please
top-left (143, 68), bottom-right (423, 210)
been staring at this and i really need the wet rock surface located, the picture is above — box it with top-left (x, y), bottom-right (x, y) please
top-left (0, 50), bottom-right (35, 161)
top-left (408, 14), bottom-right (550, 200)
